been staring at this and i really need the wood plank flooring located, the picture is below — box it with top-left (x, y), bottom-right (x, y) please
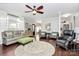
top-left (0, 38), bottom-right (79, 56)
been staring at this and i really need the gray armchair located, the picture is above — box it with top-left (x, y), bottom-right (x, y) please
top-left (40, 31), bottom-right (46, 39)
top-left (56, 30), bottom-right (75, 50)
top-left (49, 32), bottom-right (59, 39)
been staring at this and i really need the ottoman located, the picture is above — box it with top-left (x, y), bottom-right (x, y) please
top-left (17, 37), bottom-right (33, 45)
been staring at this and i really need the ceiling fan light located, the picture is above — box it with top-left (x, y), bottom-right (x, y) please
top-left (32, 10), bottom-right (37, 15)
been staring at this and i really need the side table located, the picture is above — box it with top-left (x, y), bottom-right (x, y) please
top-left (73, 39), bottom-right (79, 51)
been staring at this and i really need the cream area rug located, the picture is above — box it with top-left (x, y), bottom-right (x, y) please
top-left (15, 41), bottom-right (55, 56)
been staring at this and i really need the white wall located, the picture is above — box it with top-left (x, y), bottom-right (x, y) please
top-left (34, 17), bottom-right (59, 32)
top-left (74, 12), bottom-right (79, 28)
top-left (74, 12), bottom-right (79, 34)
top-left (51, 17), bottom-right (59, 32)
top-left (24, 16), bottom-right (36, 24)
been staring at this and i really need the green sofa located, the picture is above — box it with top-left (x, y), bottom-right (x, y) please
top-left (17, 37), bottom-right (33, 45)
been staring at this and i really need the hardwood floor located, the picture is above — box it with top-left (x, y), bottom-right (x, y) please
top-left (1, 38), bottom-right (79, 56)
top-left (0, 45), bottom-right (3, 56)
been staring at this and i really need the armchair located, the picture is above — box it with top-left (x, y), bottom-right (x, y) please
top-left (40, 31), bottom-right (46, 39)
top-left (56, 30), bottom-right (75, 50)
top-left (49, 32), bottom-right (59, 39)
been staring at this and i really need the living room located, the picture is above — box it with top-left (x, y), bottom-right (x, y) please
top-left (0, 3), bottom-right (79, 56)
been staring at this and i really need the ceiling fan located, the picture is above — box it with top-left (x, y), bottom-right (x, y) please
top-left (25, 5), bottom-right (44, 15)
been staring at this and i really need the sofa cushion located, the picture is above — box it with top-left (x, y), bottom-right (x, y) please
top-left (63, 35), bottom-right (69, 40)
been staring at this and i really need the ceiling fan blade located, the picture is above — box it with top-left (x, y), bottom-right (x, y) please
top-left (37, 5), bottom-right (43, 10)
top-left (25, 5), bottom-right (33, 10)
top-left (25, 11), bottom-right (32, 13)
top-left (36, 10), bottom-right (44, 14)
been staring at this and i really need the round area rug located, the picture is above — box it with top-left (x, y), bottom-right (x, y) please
top-left (15, 41), bottom-right (55, 56)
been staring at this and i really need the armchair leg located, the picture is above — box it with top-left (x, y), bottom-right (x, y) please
top-left (66, 48), bottom-right (68, 50)
top-left (65, 47), bottom-right (68, 50)
top-left (56, 44), bottom-right (59, 48)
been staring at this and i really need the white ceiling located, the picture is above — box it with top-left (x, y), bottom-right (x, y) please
top-left (0, 3), bottom-right (79, 19)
